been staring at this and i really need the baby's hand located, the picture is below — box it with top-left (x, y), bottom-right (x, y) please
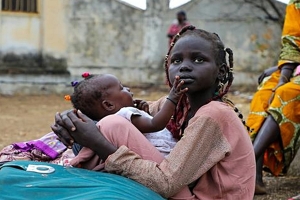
top-left (134, 99), bottom-right (149, 113)
top-left (168, 76), bottom-right (188, 104)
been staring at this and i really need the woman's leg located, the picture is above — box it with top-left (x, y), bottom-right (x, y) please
top-left (254, 155), bottom-right (266, 194)
top-left (253, 115), bottom-right (280, 194)
top-left (253, 116), bottom-right (281, 159)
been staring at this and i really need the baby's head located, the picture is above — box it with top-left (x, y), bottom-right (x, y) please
top-left (70, 73), bottom-right (134, 121)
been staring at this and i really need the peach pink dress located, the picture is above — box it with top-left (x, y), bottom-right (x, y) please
top-left (100, 98), bottom-right (255, 199)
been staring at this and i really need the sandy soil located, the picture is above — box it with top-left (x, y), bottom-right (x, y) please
top-left (0, 88), bottom-right (299, 199)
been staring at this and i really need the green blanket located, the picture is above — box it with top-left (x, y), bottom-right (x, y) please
top-left (0, 161), bottom-right (165, 200)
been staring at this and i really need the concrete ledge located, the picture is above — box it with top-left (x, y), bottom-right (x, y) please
top-left (0, 74), bottom-right (72, 95)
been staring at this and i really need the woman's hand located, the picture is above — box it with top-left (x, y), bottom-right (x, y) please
top-left (51, 109), bottom-right (117, 160)
top-left (51, 109), bottom-right (76, 148)
top-left (268, 63), bottom-right (297, 105)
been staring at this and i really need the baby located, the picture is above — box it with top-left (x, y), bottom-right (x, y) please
top-left (67, 73), bottom-right (187, 169)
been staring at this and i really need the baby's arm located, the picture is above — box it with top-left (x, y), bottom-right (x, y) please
top-left (132, 76), bottom-right (187, 133)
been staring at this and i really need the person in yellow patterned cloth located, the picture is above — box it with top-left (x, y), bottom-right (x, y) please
top-left (247, 0), bottom-right (300, 195)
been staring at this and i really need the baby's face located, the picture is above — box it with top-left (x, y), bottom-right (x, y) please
top-left (100, 74), bottom-right (135, 109)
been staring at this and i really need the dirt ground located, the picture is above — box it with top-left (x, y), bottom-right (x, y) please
top-left (0, 88), bottom-right (299, 200)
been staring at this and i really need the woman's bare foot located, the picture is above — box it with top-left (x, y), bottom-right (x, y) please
top-left (255, 181), bottom-right (267, 195)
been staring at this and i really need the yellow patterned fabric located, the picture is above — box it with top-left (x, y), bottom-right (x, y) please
top-left (278, 0), bottom-right (300, 67)
top-left (247, 1), bottom-right (300, 176)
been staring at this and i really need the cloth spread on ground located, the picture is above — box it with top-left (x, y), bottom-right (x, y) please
top-left (0, 132), bottom-right (74, 166)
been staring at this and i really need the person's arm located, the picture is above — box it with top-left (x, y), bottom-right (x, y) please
top-left (131, 76), bottom-right (187, 133)
top-left (257, 66), bottom-right (278, 85)
top-left (279, 64), bottom-right (297, 82)
top-left (269, 63), bottom-right (297, 94)
top-left (105, 116), bottom-right (231, 198)
top-left (148, 96), bottom-right (168, 116)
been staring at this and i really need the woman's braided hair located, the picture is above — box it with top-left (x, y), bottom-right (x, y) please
top-left (164, 25), bottom-right (251, 139)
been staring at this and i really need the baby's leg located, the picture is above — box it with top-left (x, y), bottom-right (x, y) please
top-left (98, 115), bottom-right (164, 163)
top-left (70, 147), bottom-right (100, 170)
top-left (70, 115), bottom-right (164, 170)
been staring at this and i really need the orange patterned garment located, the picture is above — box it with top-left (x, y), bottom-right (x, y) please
top-left (247, 0), bottom-right (300, 176)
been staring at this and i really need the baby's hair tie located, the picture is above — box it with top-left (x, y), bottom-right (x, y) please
top-left (71, 81), bottom-right (79, 87)
top-left (82, 72), bottom-right (90, 78)
top-left (64, 95), bottom-right (71, 101)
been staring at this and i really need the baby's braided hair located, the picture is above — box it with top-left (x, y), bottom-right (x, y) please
top-left (164, 25), bottom-right (251, 138)
top-left (70, 73), bottom-right (105, 121)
